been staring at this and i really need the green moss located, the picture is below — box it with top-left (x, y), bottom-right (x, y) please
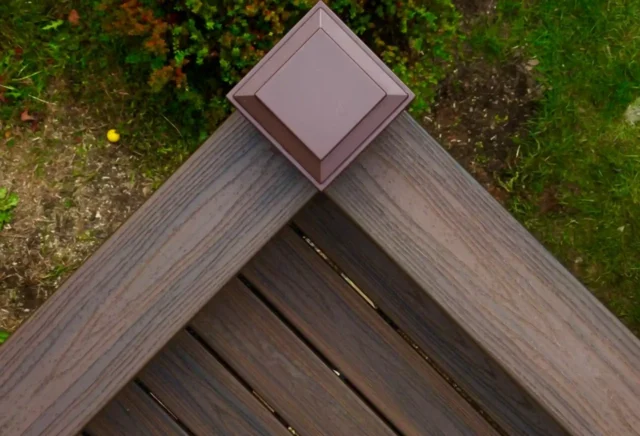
top-left (0, 187), bottom-right (19, 230)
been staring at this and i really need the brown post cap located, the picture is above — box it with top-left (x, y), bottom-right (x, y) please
top-left (227, 1), bottom-right (414, 190)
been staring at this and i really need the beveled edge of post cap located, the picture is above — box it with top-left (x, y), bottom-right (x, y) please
top-left (227, 1), bottom-right (414, 190)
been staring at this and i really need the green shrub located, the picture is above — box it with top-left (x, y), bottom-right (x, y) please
top-left (95, 0), bottom-right (460, 129)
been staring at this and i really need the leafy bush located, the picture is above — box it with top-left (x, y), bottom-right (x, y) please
top-left (95, 0), bottom-right (460, 129)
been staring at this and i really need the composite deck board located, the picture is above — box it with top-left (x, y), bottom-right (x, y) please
top-left (138, 330), bottom-right (289, 436)
top-left (294, 195), bottom-right (568, 435)
top-left (85, 383), bottom-right (186, 436)
top-left (190, 279), bottom-right (395, 436)
top-left (326, 111), bottom-right (640, 435)
top-left (243, 228), bottom-right (496, 435)
top-left (0, 112), bottom-right (316, 435)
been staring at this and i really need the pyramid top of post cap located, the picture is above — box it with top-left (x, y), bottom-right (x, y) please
top-left (227, 1), bottom-right (414, 190)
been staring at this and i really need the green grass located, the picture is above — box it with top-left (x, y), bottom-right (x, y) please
top-left (0, 187), bottom-right (19, 230)
top-left (473, 0), bottom-right (640, 333)
top-left (0, 0), bottom-right (199, 180)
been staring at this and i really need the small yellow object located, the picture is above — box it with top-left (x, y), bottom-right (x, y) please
top-left (107, 129), bottom-right (120, 143)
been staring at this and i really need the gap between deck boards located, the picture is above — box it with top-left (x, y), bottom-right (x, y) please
top-left (290, 222), bottom-right (504, 434)
top-left (87, 215), bottom-right (502, 436)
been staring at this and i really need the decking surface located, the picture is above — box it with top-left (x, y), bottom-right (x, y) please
top-left (87, 198), bottom-right (497, 436)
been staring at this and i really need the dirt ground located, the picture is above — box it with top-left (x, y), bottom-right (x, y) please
top-left (421, 0), bottom-right (541, 205)
top-left (423, 59), bottom-right (540, 205)
top-left (0, 86), bottom-right (152, 332)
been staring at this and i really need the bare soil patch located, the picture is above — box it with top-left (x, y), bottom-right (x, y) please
top-left (0, 88), bottom-right (152, 332)
top-left (423, 59), bottom-right (540, 205)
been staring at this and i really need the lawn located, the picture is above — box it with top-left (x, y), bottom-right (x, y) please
top-left (472, 0), bottom-right (640, 333)
top-left (0, 0), bottom-right (639, 339)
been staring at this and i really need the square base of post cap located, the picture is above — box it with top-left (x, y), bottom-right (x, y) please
top-left (227, 1), bottom-right (414, 190)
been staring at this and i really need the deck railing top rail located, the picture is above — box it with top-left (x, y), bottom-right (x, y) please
top-left (1, 3), bottom-right (639, 435)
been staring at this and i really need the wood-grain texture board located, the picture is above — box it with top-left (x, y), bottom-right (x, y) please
top-left (294, 196), bottom-right (567, 435)
top-left (190, 279), bottom-right (395, 436)
top-left (138, 330), bottom-right (289, 436)
top-left (326, 111), bottom-right (640, 435)
top-left (0, 112), bottom-right (316, 435)
top-left (243, 228), bottom-right (496, 435)
top-left (85, 383), bottom-right (186, 436)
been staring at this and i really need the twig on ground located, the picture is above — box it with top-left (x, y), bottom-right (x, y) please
top-left (161, 114), bottom-right (183, 137)
top-left (12, 71), bottom-right (42, 82)
top-left (29, 95), bottom-right (55, 105)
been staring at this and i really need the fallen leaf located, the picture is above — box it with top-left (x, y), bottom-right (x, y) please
top-left (20, 110), bottom-right (35, 122)
top-left (538, 188), bottom-right (560, 214)
top-left (68, 9), bottom-right (80, 25)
